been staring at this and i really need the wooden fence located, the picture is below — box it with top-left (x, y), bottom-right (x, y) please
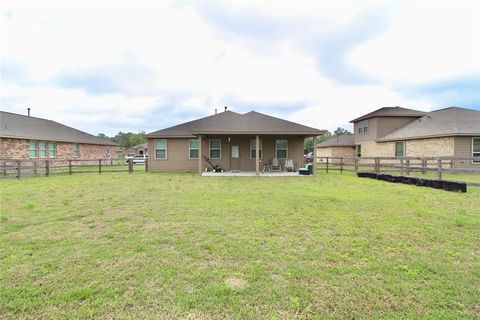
top-left (0, 158), bottom-right (147, 179)
top-left (317, 156), bottom-right (480, 186)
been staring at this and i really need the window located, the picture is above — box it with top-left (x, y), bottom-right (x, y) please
top-left (395, 141), bottom-right (405, 157)
top-left (275, 139), bottom-right (288, 159)
top-left (473, 137), bottom-right (480, 164)
top-left (29, 141), bottom-right (37, 158)
top-left (39, 142), bottom-right (47, 158)
top-left (356, 144), bottom-right (362, 157)
top-left (250, 138), bottom-right (263, 159)
top-left (189, 139), bottom-right (199, 159)
top-left (155, 139), bottom-right (167, 159)
top-left (73, 144), bottom-right (79, 158)
top-left (48, 142), bottom-right (56, 158)
top-left (358, 120), bottom-right (369, 134)
top-left (209, 139), bottom-right (221, 159)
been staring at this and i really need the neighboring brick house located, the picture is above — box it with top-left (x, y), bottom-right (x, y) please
top-left (0, 111), bottom-right (116, 160)
top-left (317, 106), bottom-right (480, 167)
top-left (124, 142), bottom-right (147, 157)
top-left (316, 134), bottom-right (355, 162)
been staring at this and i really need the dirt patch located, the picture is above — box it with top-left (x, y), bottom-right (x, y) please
top-left (225, 276), bottom-right (247, 290)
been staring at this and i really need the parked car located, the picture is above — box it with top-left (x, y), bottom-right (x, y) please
top-left (126, 155), bottom-right (148, 164)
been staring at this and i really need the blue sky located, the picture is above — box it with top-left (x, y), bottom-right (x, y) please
top-left (1, 0), bottom-right (479, 136)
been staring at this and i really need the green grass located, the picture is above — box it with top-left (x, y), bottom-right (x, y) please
top-left (1, 172), bottom-right (479, 319)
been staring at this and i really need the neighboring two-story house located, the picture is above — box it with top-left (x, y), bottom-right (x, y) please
top-left (317, 106), bottom-right (480, 166)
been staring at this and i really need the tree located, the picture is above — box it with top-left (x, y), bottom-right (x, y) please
top-left (333, 127), bottom-right (351, 136)
top-left (304, 130), bottom-right (332, 153)
top-left (97, 131), bottom-right (147, 148)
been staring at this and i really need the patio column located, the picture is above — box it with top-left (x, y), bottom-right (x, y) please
top-left (255, 135), bottom-right (260, 176)
top-left (198, 135), bottom-right (203, 175)
top-left (312, 135), bottom-right (316, 176)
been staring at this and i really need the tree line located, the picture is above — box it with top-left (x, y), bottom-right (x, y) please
top-left (304, 127), bottom-right (352, 152)
top-left (97, 132), bottom-right (147, 148)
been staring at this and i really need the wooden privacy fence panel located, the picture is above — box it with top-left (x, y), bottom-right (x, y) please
top-left (0, 158), bottom-right (147, 179)
top-left (317, 156), bottom-right (480, 186)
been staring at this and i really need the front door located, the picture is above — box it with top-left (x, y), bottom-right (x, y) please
top-left (231, 145), bottom-right (240, 171)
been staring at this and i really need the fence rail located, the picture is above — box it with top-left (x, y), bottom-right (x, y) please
top-left (0, 158), bottom-right (147, 179)
top-left (317, 156), bottom-right (480, 186)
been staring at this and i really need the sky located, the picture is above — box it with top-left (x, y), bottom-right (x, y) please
top-left (1, 0), bottom-right (479, 136)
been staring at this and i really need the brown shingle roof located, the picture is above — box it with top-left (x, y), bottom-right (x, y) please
top-left (0, 111), bottom-right (116, 146)
top-left (146, 110), bottom-right (323, 137)
top-left (316, 134), bottom-right (355, 148)
top-left (377, 107), bottom-right (480, 141)
top-left (350, 106), bottom-right (426, 123)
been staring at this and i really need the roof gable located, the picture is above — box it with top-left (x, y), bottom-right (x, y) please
top-left (350, 106), bottom-right (426, 123)
top-left (317, 134), bottom-right (355, 148)
top-left (0, 111), bottom-right (116, 146)
top-left (377, 107), bottom-right (480, 141)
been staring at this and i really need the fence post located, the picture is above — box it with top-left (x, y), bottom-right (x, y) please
top-left (326, 157), bottom-right (329, 173)
top-left (34, 161), bottom-right (38, 175)
top-left (354, 157), bottom-right (358, 172)
top-left (128, 158), bottom-right (133, 173)
top-left (45, 160), bottom-right (49, 177)
top-left (2, 162), bottom-right (6, 177)
top-left (406, 159), bottom-right (410, 175)
top-left (437, 159), bottom-right (442, 180)
top-left (375, 158), bottom-right (380, 174)
top-left (422, 158), bottom-right (427, 174)
top-left (145, 158), bottom-right (148, 172)
top-left (400, 158), bottom-right (404, 175)
top-left (450, 158), bottom-right (454, 169)
top-left (99, 159), bottom-right (102, 174)
top-left (68, 160), bottom-right (72, 175)
top-left (340, 157), bottom-right (343, 173)
top-left (16, 160), bottom-right (21, 179)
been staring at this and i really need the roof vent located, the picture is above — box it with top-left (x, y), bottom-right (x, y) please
top-left (27, 108), bottom-right (31, 117)
top-left (224, 106), bottom-right (228, 112)
top-left (215, 108), bottom-right (217, 115)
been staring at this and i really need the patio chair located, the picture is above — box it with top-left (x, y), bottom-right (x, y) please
top-left (271, 158), bottom-right (282, 172)
top-left (285, 159), bottom-right (295, 172)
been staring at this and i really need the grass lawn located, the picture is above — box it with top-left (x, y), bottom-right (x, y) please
top-left (1, 172), bottom-right (479, 319)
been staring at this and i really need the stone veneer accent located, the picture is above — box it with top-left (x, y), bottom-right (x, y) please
top-left (0, 137), bottom-right (115, 159)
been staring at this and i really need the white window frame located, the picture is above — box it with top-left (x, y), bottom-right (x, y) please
top-left (395, 141), bottom-right (405, 157)
top-left (38, 142), bottom-right (47, 158)
top-left (358, 120), bottom-right (369, 135)
top-left (48, 142), bottom-right (56, 158)
top-left (249, 138), bottom-right (263, 159)
top-left (209, 139), bottom-right (221, 159)
top-left (29, 140), bottom-right (38, 158)
top-left (275, 139), bottom-right (288, 159)
top-left (73, 143), bottom-right (79, 158)
top-left (189, 139), bottom-right (199, 159)
top-left (473, 137), bottom-right (480, 164)
top-left (154, 139), bottom-right (168, 159)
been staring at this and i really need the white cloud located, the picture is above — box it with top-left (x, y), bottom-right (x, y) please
top-left (1, 0), bottom-right (478, 136)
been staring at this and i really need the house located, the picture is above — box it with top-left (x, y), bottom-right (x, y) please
top-left (316, 106), bottom-right (480, 166)
top-left (124, 142), bottom-right (147, 158)
top-left (0, 111), bottom-right (116, 160)
top-left (145, 109), bottom-right (323, 175)
top-left (316, 134), bottom-right (355, 160)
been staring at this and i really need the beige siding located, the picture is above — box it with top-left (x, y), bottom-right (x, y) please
top-left (148, 135), bottom-right (307, 172)
top-left (148, 138), bottom-right (198, 172)
top-left (353, 117), bottom-right (378, 142)
top-left (376, 117), bottom-right (419, 139)
top-left (454, 136), bottom-right (480, 167)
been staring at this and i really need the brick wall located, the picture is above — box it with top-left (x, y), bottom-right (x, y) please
top-left (0, 138), bottom-right (115, 160)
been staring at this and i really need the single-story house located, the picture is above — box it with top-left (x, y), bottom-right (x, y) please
top-left (0, 111), bottom-right (116, 160)
top-left (145, 109), bottom-right (323, 175)
top-left (316, 134), bottom-right (355, 160)
top-left (124, 142), bottom-right (148, 157)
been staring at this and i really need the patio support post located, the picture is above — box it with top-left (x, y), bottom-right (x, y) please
top-left (312, 136), bottom-right (316, 176)
top-left (255, 135), bottom-right (260, 176)
top-left (198, 135), bottom-right (203, 175)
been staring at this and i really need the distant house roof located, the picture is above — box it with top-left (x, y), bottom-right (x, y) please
top-left (0, 111), bottom-right (116, 146)
top-left (316, 134), bottom-right (355, 148)
top-left (377, 107), bottom-right (480, 142)
top-left (132, 142), bottom-right (147, 149)
top-left (350, 106), bottom-right (426, 123)
top-left (146, 110), bottom-right (323, 138)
